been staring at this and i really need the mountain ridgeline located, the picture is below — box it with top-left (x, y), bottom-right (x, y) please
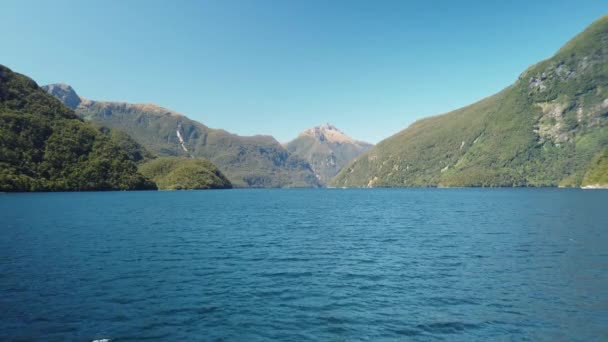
top-left (332, 17), bottom-right (608, 188)
top-left (10, 16), bottom-right (608, 190)
top-left (286, 124), bottom-right (372, 184)
top-left (42, 85), bottom-right (321, 188)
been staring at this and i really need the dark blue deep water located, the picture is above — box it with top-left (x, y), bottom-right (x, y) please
top-left (1, 189), bottom-right (607, 341)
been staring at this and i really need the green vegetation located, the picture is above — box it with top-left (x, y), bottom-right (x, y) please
top-left (332, 16), bottom-right (608, 188)
top-left (43, 87), bottom-right (321, 188)
top-left (139, 157), bottom-right (232, 190)
top-left (107, 128), bottom-right (155, 163)
top-left (581, 149), bottom-right (608, 187)
top-left (0, 65), bottom-right (156, 192)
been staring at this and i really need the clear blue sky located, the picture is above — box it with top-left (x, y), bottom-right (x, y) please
top-left (1, 0), bottom-right (606, 143)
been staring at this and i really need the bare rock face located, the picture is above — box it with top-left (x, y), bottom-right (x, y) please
top-left (41, 83), bottom-right (81, 109)
top-left (300, 123), bottom-right (357, 144)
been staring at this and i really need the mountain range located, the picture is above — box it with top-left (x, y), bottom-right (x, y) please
top-left (3, 16), bottom-right (608, 191)
top-left (42, 85), bottom-right (317, 188)
top-left (42, 84), bottom-right (372, 188)
top-left (332, 16), bottom-right (608, 188)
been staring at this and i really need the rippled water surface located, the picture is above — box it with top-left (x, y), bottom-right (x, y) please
top-left (1, 189), bottom-right (607, 341)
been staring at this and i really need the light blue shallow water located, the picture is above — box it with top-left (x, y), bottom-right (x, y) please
top-left (1, 188), bottom-right (607, 341)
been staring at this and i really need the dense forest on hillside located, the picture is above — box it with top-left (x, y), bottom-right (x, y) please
top-left (0, 65), bottom-right (156, 191)
top-left (139, 157), bottom-right (232, 190)
top-left (332, 17), bottom-right (608, 188)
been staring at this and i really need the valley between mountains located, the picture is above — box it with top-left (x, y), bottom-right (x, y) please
top-left (2, 16), bottom-right (608, 191)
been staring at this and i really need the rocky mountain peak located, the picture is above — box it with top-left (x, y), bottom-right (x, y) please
top-left (300, 123), bottom-right (357, 144)
top-left (319, 123), bottom-right (338, 131)
top-left (288, 123), bottom-right (373, 184)
top-left (41, 83), bottom-right (81, 109)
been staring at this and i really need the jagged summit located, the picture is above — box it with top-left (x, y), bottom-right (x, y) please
top-left (42, 83), bottom-right (184, 118)
top-left (299, 123), bottom-right (360, 144)
top-left (41, 83), bottom-right (81, 109)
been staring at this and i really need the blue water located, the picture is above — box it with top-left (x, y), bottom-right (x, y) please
top-left (1, 189), bottom-right (607, 341)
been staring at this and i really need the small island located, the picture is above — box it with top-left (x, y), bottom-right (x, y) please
top-left (139, 157), bottom-right (232, 190)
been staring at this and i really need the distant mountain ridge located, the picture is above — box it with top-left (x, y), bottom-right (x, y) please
top-left (286, 123), bottom-right (372, 184)
top-left (43, 85), bottom-right (321, 188)
top-left (332, 16), bottom-right (608, 188)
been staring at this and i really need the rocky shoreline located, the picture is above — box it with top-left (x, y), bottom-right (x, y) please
top-left (581, 184), bottom-right (608, 189)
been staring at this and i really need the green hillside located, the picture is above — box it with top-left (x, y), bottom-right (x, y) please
top-left (0, 65), bottom-right (156, 192)
top-left (581, 148), bottom-right (608, 188)
top-left (332, 17), bottom-right (608, 188)
top-left (42, 87), bottom-right (320, 188)
top-left (139, 157), bottom-right (232, 190)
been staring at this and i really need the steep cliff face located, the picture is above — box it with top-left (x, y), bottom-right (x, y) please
top-left (286, 124), bottom-right (372, 184)
top-left (332, 17), bottom-right (608, 188)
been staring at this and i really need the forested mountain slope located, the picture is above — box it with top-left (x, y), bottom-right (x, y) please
top-left (0, 65), bottom-right (156, 192)
top-left (332, 17), bottom-right (608, 188)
